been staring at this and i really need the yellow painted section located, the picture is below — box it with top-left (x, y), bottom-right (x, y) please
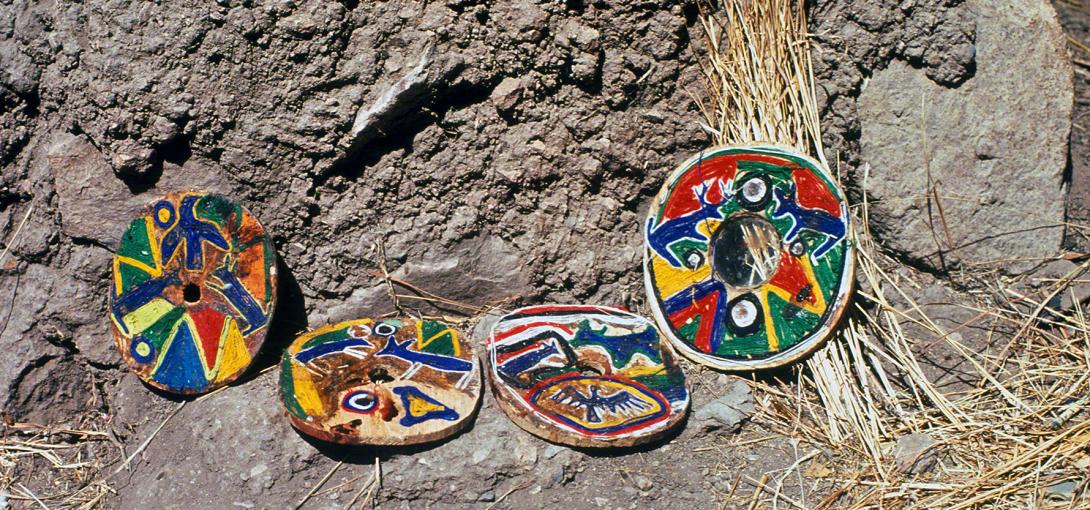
top-left (695, 219), bottom-right (721, 240)
top-left (618, 363), bottom-right (665, 378)
top-left (761, 289), bottom-right (779, 352)
top-left (651, 256), bottom-right (712, 299)
top-left (799, 255), bottom-right (828, 314)
top-left (290, 362), bottom-right (325, 416)
top-left (121, 297), bottom-right (175, 336)
top-left (406, 393), bottom-right (445, 417)
top-left (416, 321), bottom-right (460, 357)
top-left (214, 318), bottom-right (251, 382)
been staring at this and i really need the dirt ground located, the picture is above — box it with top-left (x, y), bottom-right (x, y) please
top-left (0, 0), bottom-right (1085, 508)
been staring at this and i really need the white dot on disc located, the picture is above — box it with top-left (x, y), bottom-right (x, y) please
top-left (731, 300), bottom-right (758, 328)
top-left (742, 178), bottom-right (767, 203)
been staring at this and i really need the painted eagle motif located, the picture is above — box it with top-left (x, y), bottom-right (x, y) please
top-left (549, 385), bottom-right (652, 423)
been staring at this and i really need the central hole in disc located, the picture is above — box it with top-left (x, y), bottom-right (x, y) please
top-left (183, 283), bottom-right (201, 303)
top-left (368, 367), bottom-right (395, 384)
top-left (711, 215), bottom-right (782, 288)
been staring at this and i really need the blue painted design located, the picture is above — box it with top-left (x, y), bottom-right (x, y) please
top-left (130, 336), bottom-right (156, 364)
top-left (770, 185), bottom-right (846, 260)
top-left (375, 338), bottom-right (473, 373)
top-left (294, 337), bottom-right (374, 364)
top-left (153, 322), bottom-right (209, 390)
top-left (160, 195), bottom-right (230, 271)
top-left (393, 386), bottom-right (459, 427)
top-left (210, 266), bottom-right (268, 335)
top-left (497, 338), bottom-right (563, 380)
top-left (646, 179), bottom-right (727, 267)
top-left (661, 278), bottom-right (729, 352)
top-left (551, 384), bottom-right (651, 423)
top-left (111, 273), bottom-right (181, 334)
top-left (571, 324), bottom-right (660, 368)
top-left (528, 375), bottom-right (669, 435)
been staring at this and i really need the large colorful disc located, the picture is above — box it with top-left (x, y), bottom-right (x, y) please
top-left (643, 145), bottom-right (854, 370)
top-left (109, 192), bottom-right (278, 393)
top-left (280, 318), bottom-right (481, 445)
top-left (487, 305), bottom-right (690, 448)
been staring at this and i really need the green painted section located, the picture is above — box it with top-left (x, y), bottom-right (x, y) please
top-left (715, 317), bottom-right (769, 357)
top-left (263, 236), bottom-right (276, 302)
top-left (142, 306), bottom-right (185, 351)
top-left (677, 317), bottom-right (700, 344)
top-left (116, 218), bottom-right (157, 268)
top-left (300, 326), bottom-right (350, 350)
top-left (195, 195), bottom-right (238, 228)
top-left (766, 291), bottom-right (821, 351)
top-left (632, 370), bottom-right (685, 394)
top-left (736, 161), bottom-right (793, 179)
top-left (418, 320), bottom-right (456, 356)
top-left (118, 263), bottom-right (151, 291)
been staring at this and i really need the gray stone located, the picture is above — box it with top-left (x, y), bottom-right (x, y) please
top-left (1044, 480), bottom-right (1079, 501)
top-left (893, 432), bottom-right (939, 474)
top-left (857, 0), bottom-right (1072, 273)
top-left (48, 133), bottom-right (143, 247)
top-left (491, 77), bottom-right (524, 115)
top-left (689, 376), bottom-right (755, 436)
top-left (350, 43), bottom-right (435, 145)
top-left (633, 475), bottom-right (653, 491)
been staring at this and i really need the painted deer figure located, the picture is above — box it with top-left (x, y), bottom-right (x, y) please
top-left (771, 184), bottom-right (847, 260)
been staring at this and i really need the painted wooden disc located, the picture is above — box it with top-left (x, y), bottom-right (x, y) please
top-left (280, 318), bottom-right (482, 445)
top-left (644, 145), bottom-right (855, 371)
top-left (487, 305), bottom-right (690, 448)
top-left (109, 191), bottom-right (277, 394)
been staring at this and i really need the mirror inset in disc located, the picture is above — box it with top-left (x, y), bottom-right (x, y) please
top-left (487, 305), bottom-right (690, 448)
top-left (711, 215), bottom-right (781, 288)
top-left (109, 192), bottom-right (277, 394)
top-left (643, 145), bottom-right (854, 370)
top-left (280, 318), bottom-right (482, 445)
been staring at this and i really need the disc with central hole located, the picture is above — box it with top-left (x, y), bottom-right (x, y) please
top-left (643, 145), bottom-right (854, 370)
top-left (280, 318), bottom-right (482, 445)
top-left (109, 191), bottom-right (277, 394)
top-left (487, 305), bottom-right (689, 447)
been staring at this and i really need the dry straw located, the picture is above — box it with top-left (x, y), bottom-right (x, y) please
top-left (696, 0), bottom-right (1090, 508)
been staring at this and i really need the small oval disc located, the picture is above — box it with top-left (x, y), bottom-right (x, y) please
top-left (280, 318), bottom-right (482, 445)
top-left (487, 305), bottom-right (690, 448)
top-left (109, 191), bottom-right (278, 394)
top-left (643, 145), bottom-right (854, 370)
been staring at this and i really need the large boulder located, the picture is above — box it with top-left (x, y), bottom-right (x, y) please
top-left (857, 0), bottom-right (1072, 273)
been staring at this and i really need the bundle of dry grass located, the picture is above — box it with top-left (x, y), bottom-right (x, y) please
top-left (696, 0), bottom-right (1090, 508)
top-left (0, 422), bottom-right (115, 509)
top-left (694, 0), bottom-right (826, 168)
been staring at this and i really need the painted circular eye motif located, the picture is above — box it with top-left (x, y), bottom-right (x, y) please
top-left (374, 323), bottom-right (397, 336)
top-left (152, 200), bottom-right (176, 228)
top-left (130, 336), bottom-right (156, 364)
top-left (109, 192), bottom-right (278, 394)
top-left (280, 317), bottom-right (481, 446)
top-left (737, 175), bottom-right (772, 210)
top-left (644, 145), bottom-right (854, 370)
top-left (487, 304), bottom-right (690, 448)
top-left (341, 390), bottom-right (378, 414)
